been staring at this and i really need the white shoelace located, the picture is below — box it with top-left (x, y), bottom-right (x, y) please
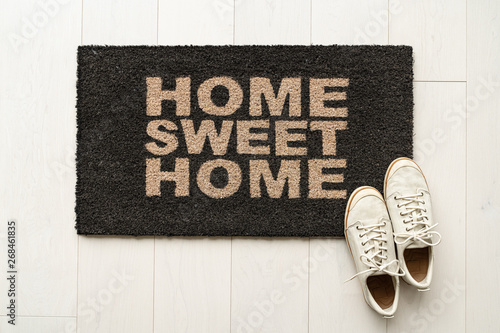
top-left (345, 219), bottom-right (405, 283)
top-left (393, 193), bottom-right (442, 247)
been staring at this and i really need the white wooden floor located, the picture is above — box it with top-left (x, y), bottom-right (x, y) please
top-left (0, 0), bottom-right (498, 332)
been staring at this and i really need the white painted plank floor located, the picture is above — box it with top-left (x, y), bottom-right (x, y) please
top-left (0, 0), bottom-right (498, 332)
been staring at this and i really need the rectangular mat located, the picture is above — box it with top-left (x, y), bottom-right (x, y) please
top-left (76, 45), bottom-right (413, 237)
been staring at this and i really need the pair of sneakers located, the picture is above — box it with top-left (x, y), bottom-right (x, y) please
top-left (344, 157), bottom-right (441, 318)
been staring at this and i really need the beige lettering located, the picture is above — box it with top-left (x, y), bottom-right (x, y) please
top-left (146, 77), bottom-right (190, 116)
top-left (146, 157), bottom-right (189, 197)
top-left (310, 121), bottom-right (347, 155)
top-left (249, 77), bottom-right (301, 117)
top-left (308, 159), bottom-right (347, 199)
top-left (237, 120), bottom-right (270, 155)
top-left (197, 76), bottom-right (243, 116)
top-left (275, 120), bottom-right (308, 156)
top-left (145, 120), bottom-right (178, 155)
top-left (249, 160), bottom-right (300, 198)
top-left (181, 119), bottom-right (233, 155)
top-left (309, 78), bottom-right (349, 117)
top-left (197, 159), bottom-right (242, 199)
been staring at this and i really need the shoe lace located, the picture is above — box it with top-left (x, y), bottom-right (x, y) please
top-left (393, 192), bottom-right (442, 247)
top-left (345, 218), bottom-right (405, 282)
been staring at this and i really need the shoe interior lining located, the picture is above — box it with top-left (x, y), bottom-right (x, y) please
top-left (404, 247), bottom-right (430, 282)
top-left (367, 275), bottom-right (395, 310)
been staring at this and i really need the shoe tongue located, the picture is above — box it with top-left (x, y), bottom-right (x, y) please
top-left (402, 194), bottom-right (429, 249)
top-left (370, 269), bottom-right (388, 277)
top-left (363, 220), bottom-right (382, 252)
top-left (362, 220), bottom-right (386, 269)
top-left (406, 240), bottom-right (428, 249)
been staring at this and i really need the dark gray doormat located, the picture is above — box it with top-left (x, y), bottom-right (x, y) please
top-left (76, 45), bottom-right (413, 237)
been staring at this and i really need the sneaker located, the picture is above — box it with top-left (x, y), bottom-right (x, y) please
top-left (384, 158), bottom-right (441, 291)
top-left (345, 186), bottom-right (404, 318)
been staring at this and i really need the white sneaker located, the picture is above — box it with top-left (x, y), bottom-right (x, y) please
top-left (345, 186), bottom-right (404, 318)
top-left (384, 158), bottom-right (442, 291)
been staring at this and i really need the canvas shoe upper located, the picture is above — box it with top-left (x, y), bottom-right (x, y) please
top-left (384, 158), bottom-right (441, 291)
top-left (345, 186), bottom-right (404, 318)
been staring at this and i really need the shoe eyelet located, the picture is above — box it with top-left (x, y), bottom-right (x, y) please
top-left (358, 234), bottom-right (363, 238)
top-left (400, 212), bottom-right (403, 216)
top-left (364, 250), bottom-right (368, 254)
top-left (424, 209), bottom-right (427, 212)
top-left (420, 192), bottom-right (424, 196)
top-left (394, 196), bottom-right (398, 200)
top-left (406, 227), bottom-right (410, 231)
top-left (361, 242), bottom-right (366, 246)
top-left (397, 204), bottom-right (401, 208)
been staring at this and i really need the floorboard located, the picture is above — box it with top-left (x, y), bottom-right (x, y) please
top-left (389, 0), bottom-right (466, 81)
top-left (466, 1), bottom-right (500, 331)
top-left (387, 82), bottom-right (466, 333)
top-left (0, 0), bottom-right (80, 317)
top-left (0, 316), bottom-right (76, 333)
top-left (77, 1), bottom-right (157, 332)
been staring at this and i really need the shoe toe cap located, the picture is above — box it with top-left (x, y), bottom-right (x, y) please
top-left (385, 160), bottom-right (428, 196)
top-left (345, 187), bottom-right (387, 227)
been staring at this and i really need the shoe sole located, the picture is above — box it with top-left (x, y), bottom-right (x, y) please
top-left (344, 186), bottom-right (391, 318)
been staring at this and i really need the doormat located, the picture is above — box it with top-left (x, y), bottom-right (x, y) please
top-left (76, 45), bottom-right (413, 237)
